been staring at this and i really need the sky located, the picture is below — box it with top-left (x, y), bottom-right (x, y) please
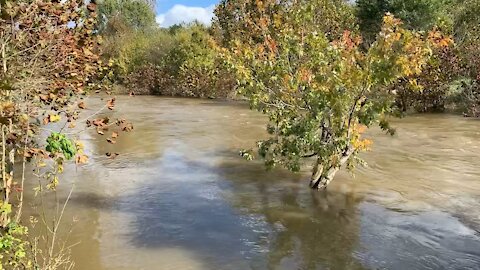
top-left (155, 0), bottom-right (219, 27)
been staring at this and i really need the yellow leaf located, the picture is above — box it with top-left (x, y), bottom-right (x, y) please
top-left (75, 141), bottom-right (85, 151)
top-left (49, 114), bottom-right (61, 123)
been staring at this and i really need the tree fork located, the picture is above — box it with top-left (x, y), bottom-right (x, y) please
top-left (309, 147), bottom-right (354, 190)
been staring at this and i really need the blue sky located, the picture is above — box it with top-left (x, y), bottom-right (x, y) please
top-left (155, 0), bottom-right (219, 27)
top-left (156, 0), bottom-right (218, 13)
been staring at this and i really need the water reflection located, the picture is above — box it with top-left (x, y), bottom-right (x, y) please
top-left (217, 156), bottom-right (366, 270)
top-left (68, 147), bottom-right (367, 270)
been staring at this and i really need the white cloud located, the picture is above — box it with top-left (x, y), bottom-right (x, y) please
top-left (156, 5), bottom-right (215, 27)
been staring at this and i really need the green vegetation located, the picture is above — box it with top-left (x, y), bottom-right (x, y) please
top-left (97, 0), bottom-right (156, 32)
top-left (356, 0), bottom-right (451, 43)
top-left (97, 0), bottom-right (478, 117)
top-left (0, 0), bottom-right (132, 268)
top-left (99, 0), bottom-right (235, 98)
top-left (103, 24), bottom-right (235, 97)
top-left (356, 0), bottom-right (479, 115)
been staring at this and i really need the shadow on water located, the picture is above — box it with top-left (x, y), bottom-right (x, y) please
top-left (70, 148), bottom-right (367, 270)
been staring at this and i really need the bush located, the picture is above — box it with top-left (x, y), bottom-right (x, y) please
top-left (394, 41), bottom-right (459, 112)
top-left (108, 24), bottom-right (235, 98)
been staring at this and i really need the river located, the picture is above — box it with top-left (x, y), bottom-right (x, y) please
top-left (25, 96), bottom-right (480, 269)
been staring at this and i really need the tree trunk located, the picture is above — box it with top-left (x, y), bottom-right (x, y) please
top-left (309, 148), bottom-right (354, 190)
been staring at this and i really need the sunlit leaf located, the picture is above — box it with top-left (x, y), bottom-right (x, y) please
top-left (49, 114), bottom-right (61, 123)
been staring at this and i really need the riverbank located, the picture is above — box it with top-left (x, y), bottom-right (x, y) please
top-left (111, 83), bottom-right (241, 100)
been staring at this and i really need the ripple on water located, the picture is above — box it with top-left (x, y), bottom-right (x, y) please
top-left (357, 203), bottom-right (480, 270)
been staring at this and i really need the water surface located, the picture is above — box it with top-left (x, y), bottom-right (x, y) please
top-left (26, 96), bottom-right (480, 269)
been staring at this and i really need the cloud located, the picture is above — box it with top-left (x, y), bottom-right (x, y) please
top-left (156, 5), bottom-right (215, 27)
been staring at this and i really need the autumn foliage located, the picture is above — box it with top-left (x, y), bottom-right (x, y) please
top-left (217, 0), bottom-right (439, 189)
top-left (0, 1), bottom-right (132, 268)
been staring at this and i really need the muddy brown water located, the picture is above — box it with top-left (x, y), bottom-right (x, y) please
top-left (24, 96), bottom-right (480, 269)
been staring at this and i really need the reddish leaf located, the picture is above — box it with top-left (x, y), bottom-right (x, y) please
top-left (107, 98), bottom-right (115, 110)
top-left (87, 3), bottom-right (97, 12)
top-left (43, 117), bottom-right (50, 125)
top-left (78, 101), bottom-right (86, 109)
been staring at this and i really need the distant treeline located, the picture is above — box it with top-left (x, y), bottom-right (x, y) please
top-left (97, 0), bottom-right (479, 116)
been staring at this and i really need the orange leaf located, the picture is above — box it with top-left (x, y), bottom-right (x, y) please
top-left (76, 154), bottom-right (89, 165)
top-left (107, 98), bottom-right (115, 110)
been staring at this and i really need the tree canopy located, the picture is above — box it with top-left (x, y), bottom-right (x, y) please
top-left (97, 0), bottom-right (156, 33)
top-left (218, 0), bottom-right (445, 188)
top-left (356, 0), bottom-right (451, 43)
top-left (214, 0), bottom-right (357, 46)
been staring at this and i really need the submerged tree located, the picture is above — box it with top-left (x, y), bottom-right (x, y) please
top-left (218, 0), bottom-right (437, 189)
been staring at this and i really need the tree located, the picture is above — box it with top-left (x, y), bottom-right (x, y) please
top-left (170, 24), bottom-right (236, 98)
top-left (97, 0), bottom-right (156, 33)
top-left (394, 33), bottom-right (457, 113)
top-left (0, 0), bottom-right (132, 267)
top-left (107, 23), bottom-right (235, 98)
top-left (219, 1), bottom-right (435, 189)
top-left (452, 0), bottom-right (480, 116)
top-left (356, 0), bottom-right (451, 43)
top-left (213, 0), bottom-right (357, 46)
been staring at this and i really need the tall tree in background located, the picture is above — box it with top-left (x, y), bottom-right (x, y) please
top-left (453, 0), bottom-right (480, 116)
top-left (97, 0), bottom-right (156, 33)
top-left (214, 0), bottom-right (357, 46)
top-left (356, 0), bottom-right (451, 43)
